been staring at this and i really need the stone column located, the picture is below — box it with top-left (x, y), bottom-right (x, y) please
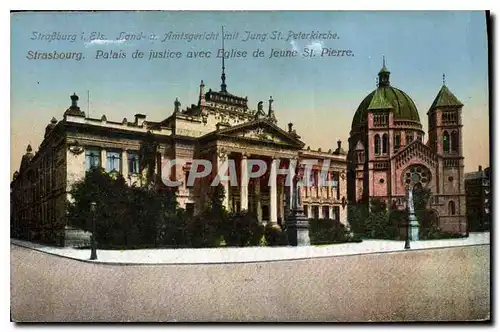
top-left (255, 178), bottom-right (262, 223)
top-left (216, 148), bottom-right (230, 210)
top-left (316, 169), bottom-right (321, 198)
top-left (269, 157), bottom-right (278, 226)
top-left (278, 181), bottom-right (284, 224)
top-left (318, 205), bottom-right (323, 219)
top-left (122, 150), bottom-right (128, 177)
top-left (288, 158), bottom-right (297, 215)
top-left (240, 153), bottom-right (249, 212)
top-left (326, 171), bottom-right (331, 199)
top-left (100, 149), bottom-right (107, 171)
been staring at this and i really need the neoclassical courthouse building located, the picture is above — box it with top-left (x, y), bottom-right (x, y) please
top-left (347, 62), bottom-right (467, 235)
top-left (11, 70), bottom-right (348, 245)
top-left (11, 60), bottom-right (468, 245)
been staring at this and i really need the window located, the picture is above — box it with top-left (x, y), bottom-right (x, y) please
top-left (382, 134), bottom-right (388, 154)
top-left (333, 172), bottom-right (340, 199)
top-left (320, 171), bottom-right (328, 187)
top-left (106, 151), bottom-right (121, 173)
top-left (406, 135), bottom-right (413, 145)
top-left (309, 170), bottom-right (317, 187)
top-left (332, 206), bottom-right (340, 221)
top-left (451, 131), bottom-right (459, 152)
top-left (322, 206), bottom-right (330, 219)
top-left (394, 134), bottom-right (401, 151)
top-left (417, 135), bottom-right (423, 142)
top-left (403, 165), bottom-right (431, 188)
top-left (303, 205), bottom-right (309, 218)
top-left (448, 201), bottom-right (456, 215)
top-left (128, 152), bottom-right (140, 174)
top-left (85, 148), bottom-right (101, 170)
top-left (443, 131), bottom-right (450, 152)
top-left (312, 206), bottom-right (319, 219)
top-left (374, 134), bottom-right (380, 155)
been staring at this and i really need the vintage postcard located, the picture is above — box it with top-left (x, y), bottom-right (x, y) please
top-left (10, 10), bottom-right (490, 322)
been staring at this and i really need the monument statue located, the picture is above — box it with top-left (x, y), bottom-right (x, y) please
top-left (407, 186), bottom-right (419, 241)
top-left (291, 171), bottom-right (303, 210)
top-left (285, 165), bottom-right (310, 246)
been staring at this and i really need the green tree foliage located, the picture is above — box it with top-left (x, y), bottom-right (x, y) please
top-left (264, 224), bottom-right (289, 246)
top-left (185, 183), bottom-right (227, 248)
top-left (67, 167), bottom-right (178, 249)
top-left (222, 210), bottom-right (265, 247)
top-left (347, 188), bottom-right (464, 240)
top-left (347, 203), bottom-right (369, 236)
top-left (309, 218), bottom-right (353, 244)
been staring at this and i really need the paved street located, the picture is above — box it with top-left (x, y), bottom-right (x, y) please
top-left (11, 244), bottom-right (490, 322)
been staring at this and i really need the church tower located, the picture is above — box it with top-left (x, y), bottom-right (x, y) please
top-left (427, 74), bottom-right (467, 235)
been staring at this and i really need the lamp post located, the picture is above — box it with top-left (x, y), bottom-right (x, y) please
top-left (404, 186), bottom-right (411, 249)
top-left (285, 165), bottom-right (310, 246)
top-left (404, 220), bottom-right (411, 249)
top-left (90, 201), bottom-right (97, 260)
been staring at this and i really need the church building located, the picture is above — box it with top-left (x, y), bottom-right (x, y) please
top-left (347, 60), bottom-right (467, 235)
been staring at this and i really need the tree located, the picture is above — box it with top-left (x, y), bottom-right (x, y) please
top-left (184, 183), bottom-right (228, 248)
top-left (139, 131), bottom-right (159, 187)
top-left (222, 210), bottom-right (264, 247)
top-left (348, 203), bottom-right (369, 236)
top-left (68, 167), bottom-right (179, 249)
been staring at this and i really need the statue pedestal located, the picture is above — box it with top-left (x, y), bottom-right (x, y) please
top-left (286, 208), bottom-right (310, 246)
top-left (408, 212), bottom-right (419, 241)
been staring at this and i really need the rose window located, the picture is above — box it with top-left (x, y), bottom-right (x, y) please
top-left (403, 165), bottom-right (430, 188)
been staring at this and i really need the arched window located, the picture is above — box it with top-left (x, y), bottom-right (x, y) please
top-left (451, 131), bottom-right (459, 153)
top-left (374, 134), bottom-right (380, 155)
top-left (403, 165), bottom-right (431, 188)
top-left (394, 134), bottom-right (401, 150)
top-left (448, 200), bottom-right (456, 215)
top-left (382, 134), bottom-right (388, 154)
top-left (443, 131), bottom-right (450, 152)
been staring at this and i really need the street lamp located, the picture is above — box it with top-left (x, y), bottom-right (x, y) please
top-left (404, 185), bottom-right (411, 250)
top-left (89, 202), bottom-right (97, 260)
top-left (404, 220), bottom-right (411, 249)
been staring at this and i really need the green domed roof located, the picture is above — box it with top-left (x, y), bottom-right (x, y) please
top-left (351, 66), bottom-right (421, 130)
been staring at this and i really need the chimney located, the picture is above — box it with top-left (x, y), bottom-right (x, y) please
top-left (288, 122), bottom-right (293, 133)
top-left (135, 114), bottom-right (146, 126)
top-left (478, 165), bottom-right (482, 172)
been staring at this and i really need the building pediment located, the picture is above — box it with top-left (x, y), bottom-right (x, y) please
top-left (392, 140), bottom-right (438, 169)
top-left (199, 118), bottom-right (305, 149)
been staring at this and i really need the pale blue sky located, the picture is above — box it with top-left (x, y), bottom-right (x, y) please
top-left (11, 11), bottom-right (489, 173)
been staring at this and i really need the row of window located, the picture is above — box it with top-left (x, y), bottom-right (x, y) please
top-left (374, 133), bottom-right (423, 155)
top-left (85, 148), bottom-right (140, 174)
top-left (303, 205), bottom-right (341, 220)
top-left (304, 170), bottom-right (340, 187)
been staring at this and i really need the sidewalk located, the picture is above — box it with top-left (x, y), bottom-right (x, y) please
top-left (11, 232), bottom-right (490, 265)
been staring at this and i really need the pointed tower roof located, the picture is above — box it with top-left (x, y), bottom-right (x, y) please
top-left (429, 76), bottom-right (463, 110)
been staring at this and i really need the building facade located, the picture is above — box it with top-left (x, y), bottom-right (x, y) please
top-left (11, 76), bottom-right (348, 246)
top-left (347, 62), bottom-right (467, 235)
top-left (465, 165), bottom-right (491, 232)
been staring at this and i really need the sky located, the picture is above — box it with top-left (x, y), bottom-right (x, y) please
top-left (10, 11), bottom-right (489, 175)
